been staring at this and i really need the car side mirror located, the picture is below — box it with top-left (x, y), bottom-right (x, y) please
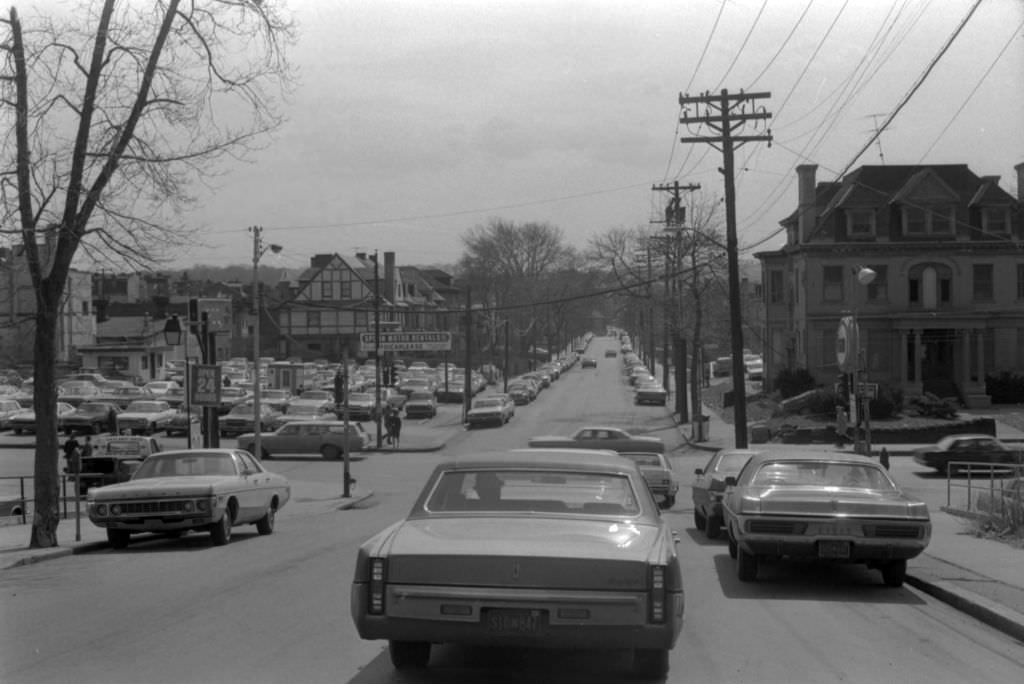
top-left (724, 476), bottom-right (737, 487)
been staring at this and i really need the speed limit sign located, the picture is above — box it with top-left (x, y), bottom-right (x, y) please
top-left (191, 364), bottom-right (222, 406)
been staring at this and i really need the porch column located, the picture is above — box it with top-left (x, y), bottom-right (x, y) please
top-left (900, 331), bottom-right (909, 384)
top-left (961, 329), bottom-right (972, 386)
top-left (975, 330), bottom-right (985, 382)
top-left (909, 330), bottom-right (924, 394)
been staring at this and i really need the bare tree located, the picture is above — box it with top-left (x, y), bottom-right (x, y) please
top-left (0, 1), bottom-right (294, 548)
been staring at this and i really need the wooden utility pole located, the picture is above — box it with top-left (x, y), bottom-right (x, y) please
top-left (678, 89), bottom-right (772, 449)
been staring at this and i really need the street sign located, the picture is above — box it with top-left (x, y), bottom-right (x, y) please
top-left (191, 364), bottom-right (222, 406)
top-left (188, 298), bottom-right (233, 332)
top-left (836, 316), bottom-right (859, 373)
top-left (360, 331), bottom-right (452, 352)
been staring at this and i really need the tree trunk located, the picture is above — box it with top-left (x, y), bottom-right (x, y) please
top-left (29, 298), bottom-right (61, 548)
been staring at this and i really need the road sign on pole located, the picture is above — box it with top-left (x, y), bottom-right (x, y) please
top-left (360, 331), bottom-right (452, 352)
top-left (191, 364), bottom-right (222, 407)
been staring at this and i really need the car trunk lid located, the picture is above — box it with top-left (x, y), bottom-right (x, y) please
top-left (752, 486), bottom-right (918, 517)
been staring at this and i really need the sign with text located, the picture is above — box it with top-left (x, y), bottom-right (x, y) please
top-left (191, 364), bottom-right (222, 406)
top-left (188, 298), bottom-right (233, 332)
top-left (360, 331), bottom-right (453, 352)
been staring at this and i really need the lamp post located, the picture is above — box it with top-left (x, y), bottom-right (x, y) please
top-left (250, 226), bottom-right (282, 461)
top-left (162, 314), bottom-right (194, 448)
top-left (854, 267), bottom-right (877, 456)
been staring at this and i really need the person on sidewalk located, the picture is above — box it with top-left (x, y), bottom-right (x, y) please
top-left (383, 406), bottom-right (395, 445)
top-left (80, 435), bottom-right (93, 460)
top-left (879, 447), bottom-right (890, 470)
top-left (835, 407), bottom-right (849, 448)
top-left (62, 434), bottom-right (81, 475)
top-left (390, 411), bottom-right (402, 449)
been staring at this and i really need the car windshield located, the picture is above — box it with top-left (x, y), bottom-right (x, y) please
top-left (133, 451), bottom-right (239, 479)
top-left (715, 452), bottom-right (755, 472)
top-left (474, 398), bottom-right (501, 408)
top-left (77, 403), bottom-right (108, 414)
top-left (288, 404), bottom-right (321, 415)
top-left (750, 460), bottom-right (896, 490)
top-left (424, 469), bottom-right (641, 515)
top-left (409, 392), bottom-right (433, 401)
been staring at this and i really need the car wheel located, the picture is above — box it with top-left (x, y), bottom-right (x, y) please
top-left (321, 445), bottom-right (340, 461)
top-left (727, 526), bottom-right (738, 559)
top-left (12, 428), bottom-right (20, 435)
top-left (389, 640), bottom-right (430, 670)
top-left (256, 503), bottom-right (276, 535)
top-left (737, 546), bottom-right (758, 582)
top-left (633, 648), bottom-right (669, 678)
top-left (261, 448), bottom-right (272, 461)
top-left (210, 509), bottom-right (233, 546)
top-left (881, 559), bottom-right (906, 588)
top-left (694, 509), bottom-right (706, 531)
top-left (106, 529), bottom-right (130, 549)
top-left (705, 516), bottom-right (722, 539)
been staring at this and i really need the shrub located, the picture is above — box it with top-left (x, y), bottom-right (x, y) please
top-left (868, 384), bottom-right (902, 420)
top-left (986, 372), bottom-right (1024, 404)
top-left (773, 368), bottom-right (818, 399)
top-left (907, 392), bottom-right (958, 419)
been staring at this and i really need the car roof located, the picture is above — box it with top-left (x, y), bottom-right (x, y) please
top-left (443, 449), bottom-right (637, 473)
top-left (742, 451), bottom-right (879, 467)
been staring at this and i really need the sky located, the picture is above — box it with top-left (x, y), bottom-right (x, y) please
top-left (169, 0), bottom-right (1024, 272)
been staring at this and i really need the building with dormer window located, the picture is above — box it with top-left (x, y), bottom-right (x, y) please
top-left (757, 162), bottom-right (1024, 407)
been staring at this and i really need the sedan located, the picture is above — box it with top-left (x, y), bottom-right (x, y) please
top-left (350, 450), bottom-right (684, 678)
top-left (59, 401), bottom-right (121, 435)
top-left (237, 420), bottom-right (371, 460)
top-left (116, 400), bottom-right (176, 435)
top-left (580, 357), bottom-right (597, 369)
top-left (9, 402), bottom-right (76, 434)
top-left (160, 407), bottom-right (201, 437)
top-left (722, 452), bottom-right (931, 586)
top-left (403, 391), bottom-right (437, 419)
top-left (634, 380), bottom-right (668, 406)
top-left (692, 448), bottom-right (760, 538)
top-left (87, 448), bottom-right (290, 548)
top-left (106, 385), bottom-right (155, 410)
top-left (911, 434), bottom-right (1020, 474)
top-left (620, 451), bottom-right (679, 508)
top-left (466, 395), bottom-right (514, 428)
top-left (0, 398), bottom-right (26, 430)
top-left (219, 403), bottom-right (281, 437)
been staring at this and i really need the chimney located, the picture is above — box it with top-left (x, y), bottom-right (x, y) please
top-left (1015, 162), bottom-right (1024, 203)
top-left (384, 251), bottom-right (396, 303)
top-left (355, 252), bottom-right (367, 261)
top-left (796, 164), bottom-right (818, 242)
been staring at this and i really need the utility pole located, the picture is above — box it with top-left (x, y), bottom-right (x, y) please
top-left (652, 181), bottom-right (699, 414)
top-left (373, 250), bottom-right (382, 448)
top-left (678, 89), bottom-right (772, 449)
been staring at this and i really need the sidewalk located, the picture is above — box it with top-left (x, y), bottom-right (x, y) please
top-left (0, 416), bottom-right (463, 571)
top-left (681, 402), bottom-right (1024, 643)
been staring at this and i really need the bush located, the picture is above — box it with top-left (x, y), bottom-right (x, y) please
top-left (986, 372), bottom-right (1024, 404)
top-left (773, 368), bottom-right (818, 399)
top-left (869, 384), bottom-right (902, 420)
top-left (907, 392), bottom-right (958, 419)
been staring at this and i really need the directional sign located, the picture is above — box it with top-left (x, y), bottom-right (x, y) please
top-left (836, 316), bottom-right (859, 373)
top-left (191, 364), bottom-right (222, 406)
top-left (360, 331), bottom-right (452, 352)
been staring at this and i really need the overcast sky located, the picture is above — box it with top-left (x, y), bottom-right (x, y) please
top-left (173, 0), bottom-right (1024, 272)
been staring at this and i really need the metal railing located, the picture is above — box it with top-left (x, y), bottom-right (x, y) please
top-left (1, 473), bottom-right (109, 531)
top-left (945, 460), bottom-right (1024, 536)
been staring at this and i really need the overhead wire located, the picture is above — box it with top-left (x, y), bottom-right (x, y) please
top-left (712, 0), bottom-right (769, 92)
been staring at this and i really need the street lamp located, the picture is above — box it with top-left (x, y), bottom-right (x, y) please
top-left (854, 266), bottom-right (876, 455)
top-left (162, 314), bottom-right (193, 448)
top-left (250, 226), bottom-right (282, 461)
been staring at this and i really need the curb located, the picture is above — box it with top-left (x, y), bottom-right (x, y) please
top-left (906, 573), bottom-right (1024, 643)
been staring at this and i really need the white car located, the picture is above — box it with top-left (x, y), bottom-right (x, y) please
top-left (143, 380), bottom-right (181, 396)
top-left (116, 400), bottom-right (177, 435)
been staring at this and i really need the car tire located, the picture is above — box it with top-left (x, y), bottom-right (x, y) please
top-left (705, 517), bottom-right (722, 539)
top-left (321, 445), bottom-right (341, 461)
top-left (694, 509), bottom-right (706, 531)
top-left (210, 509), bottom-right (233, 546)
top-left (256, 503), bottom-right (276, 535)
top-left (881, 559), bottom-right (906, 588)
top-left (107, 529), bottom-right (130, 549)
top-left (662, 494), bottom-right (675, 509)
top-left (389, 640), bottom-right (430, 670)
top-left (737, 546), bottom-right (758, 582)
top-left (633, 648), bottom-right (669, 678)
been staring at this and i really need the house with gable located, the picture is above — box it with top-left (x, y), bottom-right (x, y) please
top-left (757, 162), bottom-right (1024, 407)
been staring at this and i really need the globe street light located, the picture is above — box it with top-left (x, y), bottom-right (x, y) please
top-left (854, 266), bottom-right (876, 455)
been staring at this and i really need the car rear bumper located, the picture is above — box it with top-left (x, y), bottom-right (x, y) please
top-left (738, 537), bottom-right (927, 561)
top-left (352, 583), bottom-right (683, 650)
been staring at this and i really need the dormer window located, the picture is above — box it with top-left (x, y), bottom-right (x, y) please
top-left (903, 205), bottom-right (955, 236)
top-left (981, 206), bottom-right (1010, 235)
top-left (847, 209), bottom-right (876, 237)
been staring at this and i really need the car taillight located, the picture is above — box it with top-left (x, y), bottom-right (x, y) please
top-left (369, 557), bottom-right (387, 615)
top-left (649, 565), bottom-right (666, 623)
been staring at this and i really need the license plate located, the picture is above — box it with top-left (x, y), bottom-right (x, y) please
top-left (818, 540), bottom-right (851, 559)
top-left (485, 609), bottom-right (543, 634)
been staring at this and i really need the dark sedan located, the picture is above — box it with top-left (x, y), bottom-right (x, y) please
top-left (59, 401), bottom-right (121, 435)
top-left (912, 434), bottom-right (1020, 474)
top-left (692, 448), bottom-right (759, 538)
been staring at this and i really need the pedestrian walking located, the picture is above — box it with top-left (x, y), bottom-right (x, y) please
top-left (62, 434), bottom-right (81, 474)
top-left (80, 435), bottom-right (93, 460)
top-left (383, 406), bottom-right (394, 445)
top-left (879, 447), bottom-right (890, 470)
top-left (835, 407), bottom-right (849, 448)
top-left (391, 411), bottom-right (402, 449)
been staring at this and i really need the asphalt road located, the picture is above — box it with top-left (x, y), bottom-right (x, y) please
top-left (2, 348), bottom-right (1023, 683)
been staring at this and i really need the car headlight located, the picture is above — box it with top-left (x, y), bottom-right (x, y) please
top-left (95, 504), bottom-right (107, 516)
top-left (182, 500), bottom-right (194, 513)
top-left (196, 498), bottom-right (211, 512)
top-left (110, 504), bottom-right (122, 515)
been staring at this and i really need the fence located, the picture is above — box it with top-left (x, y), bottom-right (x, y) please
top-left (0, 473), bottom-right (108, 526)
top-left (945, 461), bottom-right (1024, 536)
